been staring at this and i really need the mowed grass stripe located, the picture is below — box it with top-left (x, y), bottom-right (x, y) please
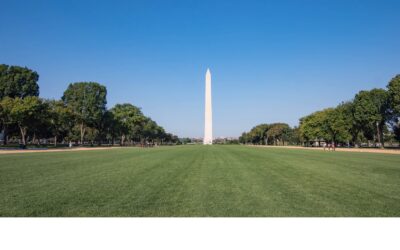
top-left (1, 145), bottom-right (399, 216)
top-left (0, 147), bottom-right (188, 216)
top-left (238, 146), bottom-right (400, 216)
top-left (223, 146), bottom-right (340, 216)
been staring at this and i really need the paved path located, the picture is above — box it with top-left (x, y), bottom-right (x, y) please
top-left (0, 147), bottom-right (120, 154)
top-left (250, 145), bottom-right (400, 155)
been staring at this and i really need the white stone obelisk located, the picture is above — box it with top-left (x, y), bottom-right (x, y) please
top-left (204, 68), bottom-right (213, 145)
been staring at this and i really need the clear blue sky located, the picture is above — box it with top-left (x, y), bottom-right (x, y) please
top-left (1, 0), bottom-right (399, 138)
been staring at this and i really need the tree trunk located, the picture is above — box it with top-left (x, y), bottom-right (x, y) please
top-left (37, 137), bottom-right (41, 145)
top-left (376, 123), bottom-right (383, 148)
top-left (121, 135), bottom-right (125, 146)
top-left (80, 122), bottom-right (85, 145)
top-left (19, 126), bottom-right (27, 145)
top-left (54, 136), bottom-right (57, 147)
top-left (1, 127), bottom-right (7, 145)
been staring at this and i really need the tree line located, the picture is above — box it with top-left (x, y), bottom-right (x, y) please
top-left (239, 123), bottom-right (300, 145)
top-left (240, 74), bottom-right (400, 148)
top-left (0, 64), bottom-right (180, 147)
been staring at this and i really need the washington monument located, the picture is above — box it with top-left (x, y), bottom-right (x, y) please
top-left (204, 68), bottom-right (213, 145)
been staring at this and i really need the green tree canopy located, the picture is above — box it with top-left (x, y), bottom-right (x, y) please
top-left (142, 118), bottom-right (166, 143)
top-left (0, 97), bottom-right (15, 144)
top-left (353, 88), bottom-right (389, 146)
top-left (248, 124), bottom-right (270, 144)
top-left (0, 64), bottom-right (39, 99)
top-left (299, 110), bottom-right (330, 143)
top-left (46, 99), bottom-right (75, 146)
top-left (325, 104), bottom-right (353, 143)
top-left (266, 123), bottom-right (291, 145)
top-left (387, 74), bottom-right (400, 119)
top-left (300, 104), bottom-right (355, 145)
top-left (239, 123), bottom-right (296, 145)
top-left (110, 103), bottom-right (145, 145)
top-left (62, 82), bottom-right (107, 144)
top-left (2, 96), bottom-right (47, 145)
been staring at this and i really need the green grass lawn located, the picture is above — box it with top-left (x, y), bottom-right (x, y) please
top-left (1, 145), bottom-right (399, 216)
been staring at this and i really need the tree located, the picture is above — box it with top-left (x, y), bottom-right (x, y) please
top-left (266, 123), bottom-right (291, 145)
top-left (142, 118), bottom-right (159, 144)
top-left (247, 124), bottom-right (270, 144)
top-left (5, 97), bottom-right (46, 145)
top-left (181, 138), bottom-right (192, 144)
top-left (240, 123), bottom-right (300, 145)
top-left (0, 64), bottom-right (39, 99)
top-left (387, 74), bottom-right (400, 117)
top-left (62, 82), bottom-right (107, 144)
top-left (393, 124), bottom-right (400, 142)
top-left (299, 110), bottom-right (330, 145)
top-left (300, 105), bottom-right (357, 146)
top-left (0, 97), bottom-right (15, 144)
top-left (0, 64), bottom-right (40, 144)
top-left (353, 89), bottom-right (389, 147)
top-left (110, 103), bottom-right (144, 145)
top-left (290, 126), bottom-right (301, 145)
top-left (339, 101), bottom-right (360, 145)
top-left (97, 110), bottom-right (117, 145)
top-left (46, 100), bottom-right (74, 146)
top-left (325, 103), bottom-right (353, 145)
top-left (387, 75), bottom-right (400, 142)
top-left (239, 132), bottom-right (248, 144)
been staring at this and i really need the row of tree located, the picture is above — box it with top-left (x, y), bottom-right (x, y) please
top-left (239, 74), bottom-right (400, 147)
top-left (239, 123), bottom-right (300, 145)
top-left (0, 64), bottom-right (179, 146)
top-left (299, 75), bottom-right (400, 147)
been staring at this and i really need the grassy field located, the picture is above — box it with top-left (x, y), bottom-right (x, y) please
top-left (1, 145), bottom-right (399, 216)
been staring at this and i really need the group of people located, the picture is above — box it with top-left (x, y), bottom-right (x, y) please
top-left (323, 142), bottom-right (336, 151)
